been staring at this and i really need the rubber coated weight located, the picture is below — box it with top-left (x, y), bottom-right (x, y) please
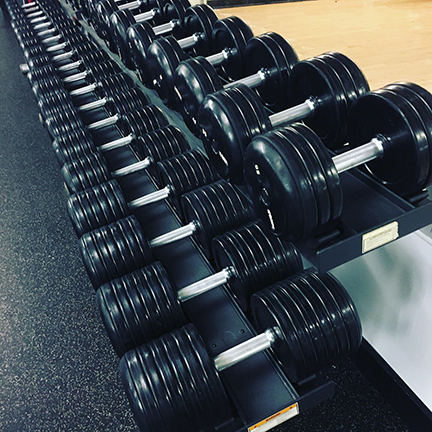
top-left (199, 52), bottom-right (368, 183)
top-left (120, 270), bottom-right (361, 431)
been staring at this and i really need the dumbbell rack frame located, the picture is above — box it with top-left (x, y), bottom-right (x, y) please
top-left (44, 0), bottom-right (432, 429)
top-left (298, 166), bottom-right (432, 271)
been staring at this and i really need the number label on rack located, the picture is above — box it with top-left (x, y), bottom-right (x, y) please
top-left (248, 403), bottom-right (299, 432)
top-left (362, 221), bottom-right (399, 253)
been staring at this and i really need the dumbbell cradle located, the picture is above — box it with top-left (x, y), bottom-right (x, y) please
top-left (79, 180), bottom-right (255, 287)
top-left (244, 82), bottom-right (432, 242)
top-left (109, 0), bottom-right (191, 68)
top-left (120, 269), bottom-right (362, 432)
top-left (67, 148), bottom-right (219, 235)
top-left (198, 52), bottom-right (369, 183)
top-left (97, 220), bottom-right (303, 356)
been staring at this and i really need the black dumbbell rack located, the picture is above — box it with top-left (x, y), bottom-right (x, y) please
top-left (298, 168), bottom-right (432, 271)
top-left (17, 0), bottom-right (432, 430)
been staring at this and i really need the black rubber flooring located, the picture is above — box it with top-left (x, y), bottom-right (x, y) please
top-left (0, 6), bottom-right (415, 431)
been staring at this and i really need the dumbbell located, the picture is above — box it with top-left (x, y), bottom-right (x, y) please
top-left (36, 71), bottom-right (135, 121)
top-left (198, 52), bottom-right (370, 183)
top-left (173, 32), bottom-right (298, 135)
top-left (120, 268), bottom-right (362, 432)
top-left (61, 125), bottom-right (191, 193)
top-left (11, 8), bottom-right (67, 32)
top-left (16, 19), bottom-right (81, 49)
top-left (52, 103), bottom-right (169, 164)
top-left (148, 16), bottom-right (253, 110)
top-left (67, 148), bottom-right (219, 235)
top-left (21, 37), bottom-right (103, 70)
top-left (90, 0), bottom-right (150, 40)
top-left (39, 87), bottom-right (150, 135)
top-left (145, 7), bottom-right (222, 106)
top-left (29, 58), bottom-right (122, 99)
top-left (109, 0), bottom-right (190, 68)
top-left (95, 0), bottom-right (182, 48)
top-left (244, 82), bottom-right (432, 242)
top-left (79, 180), bottom-right (255, 287)
top-left (126, 4), bottom-right (216, 86)
top-left (97, 220), bottom-right (303, 356)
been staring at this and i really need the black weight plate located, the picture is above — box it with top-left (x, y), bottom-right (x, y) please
top-left (199, 89), bottom-right (252, 183)
top-left (348, 88), bottom-right (427, 197)
top-left (110, 10), bottom-right (137, 68)
top-left (244, 129), bottom-right (318, 241)
top-left (311, 56), bottom-right (349, 147)
top-left (53, 131), bottom-right (96, 166)
top-left (173, 57), bottom-right (224, 134)
top-left (378, 87), bottom-right (430, 192)
top-left (297, 124), bottom-right (344, 229)
top-left (186, 327), bottom-right (232, 427)
top-left (153, 338), bottom-right (199, 431)
top-left (317, 271), bottom-right (362, 352)
top-left (212, 229), bottom-right (251, 308)
top-left (305, 271), bottom-right (351, 356)
top-left (288, 58), bottom-right (342, 149)
top-left (296, 273), bottom-right (343, 361)
top-left (275, 282), bottom-right (320, 378)
top-left (147, 37), bottom-right (191, 106)
top-left (307, 55), bottom-right (349, 148)
top-left (284, 125), bottom-right (332, 229)
top-left (80, 227), bottom-right (112, 288)
top-left (212, 16), bottom-right (253, 81)
top-left (61, 153), bottom-right (109, 194)
top-left (127, 21), bottom-right (157, 85)
top-left (244, 32), bottom-right (298, 110)
top-left (119, 216), bottom-right (154, 270)
top-left (385, 83), bottom-right (432, 189)
top-left (282, 278), bottom-right (330, 370)
top-left (182, 4), bottom-right (217, 56)
top-left (251, 285), bottom-right (308, 383)
top-left (162, 0), bottom-right (188, 24)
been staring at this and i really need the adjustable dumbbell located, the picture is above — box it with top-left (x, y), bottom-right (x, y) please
top-left (61, 125), bottom-right (191, 193)
top-left (244, 82), bottom-right (432, 242)
top-left (67, 148), bottom-right (219, 235)
top-left (126, 4), bottom-right (216, 85)
top-left (109, 0), bottom-right (190, 68)
top-left (52, 103), bottom-right (169, 164)
top-left (79, 180), bottom-right (255, 287)
top-left (148, 16), bottom-right (253, 110)
top-left (198, 52), bottom-right (370, 183)
top-left (120, 268), bottom-right (362, 432)
top-left (97, 220), bottom-right (303, 356)
top-left (173, 32), bottom-right (298, 135)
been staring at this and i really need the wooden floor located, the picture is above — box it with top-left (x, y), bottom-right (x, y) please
top-left (215, 0), bottom-right (432, 92)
